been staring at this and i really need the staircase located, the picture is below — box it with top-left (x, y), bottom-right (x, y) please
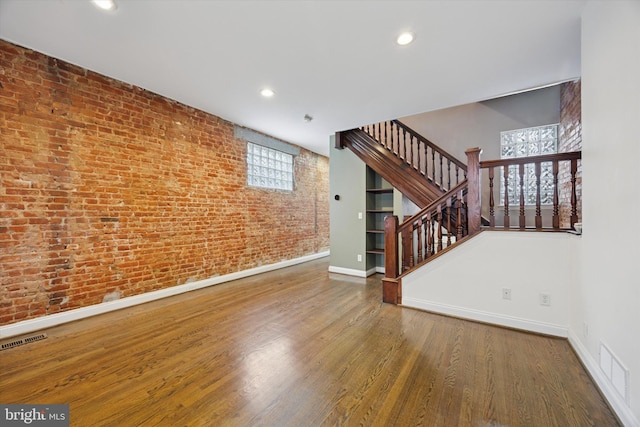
top-left (337, 120), bottom-right (466, 207)
top-left (336, 120), bottom-right (582, 305)
top-left (338, 120), bottom-right (478, 238)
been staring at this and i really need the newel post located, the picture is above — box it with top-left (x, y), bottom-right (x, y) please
top-left (382, 215), bottom-right (400, 304)
top-left (466, 147), bottom-right (482, 235)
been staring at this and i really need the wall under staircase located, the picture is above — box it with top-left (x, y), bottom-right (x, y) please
top-left (401, 230), bottom-right (579, 337)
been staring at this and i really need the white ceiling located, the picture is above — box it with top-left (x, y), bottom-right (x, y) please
top-left (0, 0), bottom-right (585, 157)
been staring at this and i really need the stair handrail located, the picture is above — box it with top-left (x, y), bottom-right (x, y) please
top-left (398, 179), bottom-right (469, 233)
top-left (384, 179), bottom-right (470, 281)
top-left (480, 151), bottom-right (582, 229)
top-left (391, 120), bottom-right (467, 172)
top-left (383, 149), bottom-right (582, 284)
top-left (361, 120), bottom-right (467, 193)
top-left (338, 128), bottom-right (450, 207)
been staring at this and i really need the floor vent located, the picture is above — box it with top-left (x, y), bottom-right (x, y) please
top-left (1, 333), bottom-right (48, 351)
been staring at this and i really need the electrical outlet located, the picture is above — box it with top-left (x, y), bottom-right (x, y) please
top-left (540, 293), bottom-right (551, 306)
top-left (502, 288), bottom-right (511, 300)
top-left (583, 322), bottom-right (589, 337)
top-left (357, 254), bottom-right (362, 262)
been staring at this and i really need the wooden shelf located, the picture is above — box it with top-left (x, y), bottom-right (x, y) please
top-left (366, 167), bottom-right (394, 269)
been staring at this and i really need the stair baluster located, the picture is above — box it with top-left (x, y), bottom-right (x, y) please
top-left (519, 163), bottom-right (526, 229)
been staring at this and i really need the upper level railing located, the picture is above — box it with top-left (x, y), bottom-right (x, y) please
top-left (382, 148), bottom-right (582, 304)
top-left (361, 120), bottom-right (467, 193)
top-left (480, 151), bottom-right (582, 230)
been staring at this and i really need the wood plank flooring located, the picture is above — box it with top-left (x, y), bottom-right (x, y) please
top-left (0, 257), bottom-right (620, 426)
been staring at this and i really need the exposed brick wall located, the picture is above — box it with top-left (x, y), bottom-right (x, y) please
top-left (558, 80), bottom-right (582, 228)
top-left (0, 40), bottom-right (329, 326)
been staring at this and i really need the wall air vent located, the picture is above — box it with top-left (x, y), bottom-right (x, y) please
top-left (0, 333), bottom-right (48, 351)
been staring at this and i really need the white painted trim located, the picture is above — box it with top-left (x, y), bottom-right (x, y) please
top-left (402, 297), bottom-right (568, 338)
top-left (0, 251), bottom-right (330, 340)
top-left (328, 265), bottom-right (367, 277)
top-left (327, 266), bottom-right (382, 277)
top-left (568, 330), bottom-right (640, 427)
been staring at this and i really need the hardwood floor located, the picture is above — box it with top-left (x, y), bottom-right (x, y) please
top-left (0, 258), bottom-right (620, 426)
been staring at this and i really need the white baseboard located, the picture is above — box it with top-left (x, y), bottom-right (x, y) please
top-left (328, 266), bottom-right (381, 277)
top-left (0, 251), bottom-right (330, 340)
top-left (568, 330), bottom-right (639, 427)
top-left (328, 265), bottom-right (367, 277)
top-left (402, 297), bottom-right (568, 338)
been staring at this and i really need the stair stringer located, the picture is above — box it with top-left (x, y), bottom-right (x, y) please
top-left (341, 128), bottom-right (445, 207)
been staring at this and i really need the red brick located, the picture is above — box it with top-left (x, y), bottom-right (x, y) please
top-left (558, 80), bottom-right (582, 228)
top-left (0, 39), bottom-right (329, 326)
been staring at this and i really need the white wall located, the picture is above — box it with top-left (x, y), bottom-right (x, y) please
top-left (576, 2), bottom-right (640, 425)
top-left (399, 85), bottom-right (561, 162)
top-left (402, 231), bottom-right (575, 337)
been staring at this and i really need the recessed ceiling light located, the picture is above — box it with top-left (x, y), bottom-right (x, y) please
top-left (260, 88), bottom-right (275, 98)
top-left (92, 0), bottom-right (117, 11)
top-left (396, 32), bottom-right (414, 46)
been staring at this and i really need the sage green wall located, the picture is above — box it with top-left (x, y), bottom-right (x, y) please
top-left (329, 136), bottom-right (367, 273)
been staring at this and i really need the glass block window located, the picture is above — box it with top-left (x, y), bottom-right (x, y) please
top-left (500, 124), bottom-right (558, 205)
top-left (247, 142), bottom-right (293, 191)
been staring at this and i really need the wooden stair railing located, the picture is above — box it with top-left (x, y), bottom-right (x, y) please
top-left (382, 180), bottom-right (469, 304)
top-left (403, 182), bottom-right (468, 268)
top-left (337, 120), bottom-right (466, 208)
top-left (337, 129), bottom-right (443, 207)
top-left (382, 148), bottom-right (582, 305)
top-left (382, 148), bottom-right (482, 304)
top-left (383, 182), bottom-right (471, 304)
top-left (480, 151), bottom-right (582, 230)
top-left (362, 120), bottom-right (467, 193)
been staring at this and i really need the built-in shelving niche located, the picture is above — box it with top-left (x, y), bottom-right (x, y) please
top-left (365, 167), bottom-right (394, 272)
